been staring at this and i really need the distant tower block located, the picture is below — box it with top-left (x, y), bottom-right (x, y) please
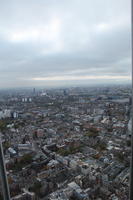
top-left (33, 88), bottom-right (36, 94)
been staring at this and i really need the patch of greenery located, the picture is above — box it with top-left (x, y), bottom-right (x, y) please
top-left (30, 181), bottom-right (41, 191)
top-left (0, 120), bottom-right (7, 131)
top-left (14, 121), bottom-right (26, 128)
top-left (3, 141), bottom-right (10, 150)
top-left (127, 140), bottom-right (131, 147)
top-left (29, 181), bottom-right (42, 196)
top-left (10, 153), bottom-right (33, 171)
top-left (20, 153), bottom-right (33, 164)
top-left (94, 141), bottom-right (107, 152)
top-left (99, 142), bottom-right (107, 151)
top-left (57, 145), bottom-right (83, 156)
top-left (85, 128), bottom-right (99, 137)
top-left (116, 152), bottom-right (125, 162)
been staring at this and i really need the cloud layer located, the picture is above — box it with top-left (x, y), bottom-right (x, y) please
top-left (0, 0), bottom-right (131, 88)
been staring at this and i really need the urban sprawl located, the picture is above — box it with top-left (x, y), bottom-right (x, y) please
top-left (0, 85), bottom-right (131, 200)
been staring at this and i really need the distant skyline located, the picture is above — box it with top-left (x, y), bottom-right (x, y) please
top-left (0, 0), bottom-right (131, 88)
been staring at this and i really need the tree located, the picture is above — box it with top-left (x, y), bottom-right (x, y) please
top-left (98, 142), bottom-right (107, 151)
top-left (20, 153), bottom-right (33, 164)
top-left (0, 120), bottom-right (7, 131)
top-left (85, 128), bottom-right (99, 137)
top-left (3, 141), bottom-right (10, 151)
top-left (116, 152), bottom-right (125, 162)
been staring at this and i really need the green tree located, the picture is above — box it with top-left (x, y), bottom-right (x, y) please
top-left (0, 120), bottom-right (7, 131)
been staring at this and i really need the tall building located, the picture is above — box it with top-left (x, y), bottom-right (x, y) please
top-left (33, 88), bottom-right (36, 95)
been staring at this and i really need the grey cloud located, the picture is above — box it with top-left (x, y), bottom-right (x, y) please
top-left (0, 0), bottom-right (131, 88)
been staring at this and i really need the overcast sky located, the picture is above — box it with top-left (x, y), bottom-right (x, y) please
top-left (0, 0), bottom-right (131, 88)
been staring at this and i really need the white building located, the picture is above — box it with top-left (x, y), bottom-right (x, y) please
top-left (0, 109), bottom-right (11, 119)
